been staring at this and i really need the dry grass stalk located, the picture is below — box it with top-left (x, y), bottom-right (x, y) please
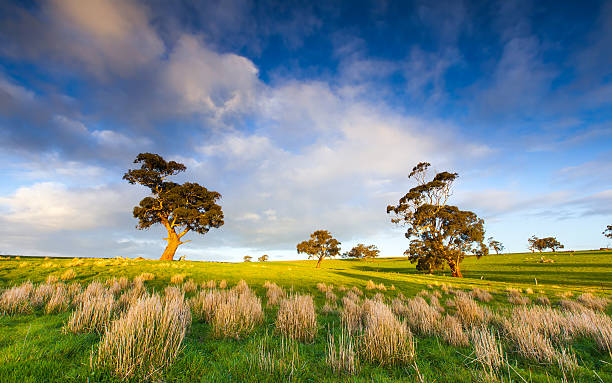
top-left (182, 279), bottom-right (198, 293)
top-left (276, 294), bottom-right (317, 342)
top-left (565, 308), bottom-right (612, 354)
top-left (203, 280), bottom-right (216, 289)
top-left (453, 293), bottom-right (490, 327)
top-left (213, 289), bottom-right (263, 339)
top-left (94, 292), bottom-right (191, 381)
top-left (439, 315), bottom-right (469, 347)
top-left (60, 269), bottom-right (77, 281)
top-left (106, 277), bottom-right (129, 295)
top-left (470, 288), bottom-right (493, 302)
top-left (341, 295), bottom-right (363, 334)
top-left (234, 279), bottom-right (249, 294)
top-left (253, 333), bottom-right (302, 378)
top-left (170, 274), bottom-right (186, 284)
top-left (350, 286), bottom-right (363, 296)
top-left (469, 326), bottom-right (504, 379)
top-left (326, 328), bottom-right (358, 375)
top-left (507, 289), bottom-right (530, 305)
top-left (321, 301), bottom-right (338, 315)
top-left (337, 285), bottom-right (347, 292)
top-left (68, 258), bottom-right (84, 267)
top-left (317, 282), bottom-right (330, 293)
top-left (189, 289), bottom-right (223, 322)
top-left (557, 299), bottom-right (585, 312)
top-left (135, 272), bottom-right (155, 282)
top-left (46, 283), bottom-right (70, 314)
top-left (32, 282), bottom-right (55, 308)
top-left (576, 293), bottom-right (608, 311)
top-left (325, 290), bottom-right (337, 303)
top-left (535, 296), bottom-right (551, 306)
top-left (46, 275), bottom-right (59, 284)
top-left (392, 296), bottom-right (441, 335)
top-left (365, 280), bottom-right (376, 290)
top-left (377, 283), bottom-right (387, 291)
top-left (0, 281), bottom-right (34, 314)
top-left (359, 299), bottom-right (416, 365)
top-left (218, 280), bottom-right (227, 289)
top-left (264, 282), bottom-right (285, 306)
top-left (65, 288), bottom-right (115, 333)
top-left (67, 282), bottom-right (83, 301)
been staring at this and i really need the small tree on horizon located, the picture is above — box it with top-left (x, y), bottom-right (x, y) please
top-left (387, 162), bottom-right (488, 277)
top-left (123, 153), bottom-right (224, 261)
top-left (297, 230), bottom-right (341, 268)
top-left (343, 244), bottom-right (381, 261)
top-left (487, 237), bottom-right (504, 255)
top-left (604, 225), bottom-right (612, 239)
top-left (258, 254), bottom-right (269, 262)
top-left (528, 236), bottom-right (564, 252)
top-left (243, 255), bottom-right (252, 262)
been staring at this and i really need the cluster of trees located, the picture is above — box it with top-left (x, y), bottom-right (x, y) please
top-left (125, 154), bottom-right (603, 276)
top-left (527, 236), bottom-right (564, 252)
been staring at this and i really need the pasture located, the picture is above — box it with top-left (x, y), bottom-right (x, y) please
top-left (0, 250), bottom-right (610, 382)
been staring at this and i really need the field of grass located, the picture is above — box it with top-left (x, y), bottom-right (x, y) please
top-left (0, 250), bottom-right (610, 382)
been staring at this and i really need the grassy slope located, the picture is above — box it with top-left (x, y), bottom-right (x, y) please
top-left (0, 250), bottom-right (610, 382)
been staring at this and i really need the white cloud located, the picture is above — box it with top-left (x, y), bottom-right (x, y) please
top-left (0, 182), bottom-right (131, 230)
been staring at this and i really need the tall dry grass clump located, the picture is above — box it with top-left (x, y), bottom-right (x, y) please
top-left (469, 326), bottom-right (504, 379)
top-left (392, 296), bottom-right (440, 335)
top-left (359, 299), bottom-right (415, 365)
top-left (365, 280), bottom-right (376, 290)
top-left (64, 286), bottom-right (115, 333)
top-left (439, 315), bottom-right (469, 347)
top-left (276, 294), bottom-right (317, 342)
top-left (46, 274), bottom-right (59, 284)
top-left (252, 333), bottom-right (303, 378)
top-left (0, 281), bottom-right (34, 314)
top-left (203, 280), bottom-right (216, 289)
top-left (219, 280), bottom-right (227, 289)
top-left (182, 279), bottom-right (198, 293)
top-left (565, 308), bottom-right (612, 354)
top-left (234, 279), bottom-right (249, 294)
top-left (46, 283), bottom-right (70, 314)
top-left (213, 288), bottom-right (263, 339)
top-left (135, 272), bottom-right (155, 283)
top-left (326, 328), bottom-right (358, 375)
top-left (453, 293), bottom-right (490, 327)
top-left (317, 282), bottom-right (331, 293)
top-left (535, 296), bottom-right (551, 306)
top-left (32, 282), bottom-right (55, 308)
top-left (341, 295), bottom-right (363, 334)
top-left (470, 288), bottom-right (493, 302)
top-left (170, 274), bottom-right (186, 284)
top-left (264, 282), bottom-right (285, 306)
top-left (325, 290), bottom-right (338, 304)
top-left (507, 289), bottom-right (529, 305)
top-left (94, 292), bottom-right (191, 381)
top-left (189, 289), bottom-right (223, 322)
top-left (60, 268), bottom-right (77, 281)
top-left (576, 293), bottom-right (608, 311)
top-left (106, 277), bottom-right (129, 295)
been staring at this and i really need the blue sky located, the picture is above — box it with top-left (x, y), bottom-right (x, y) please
top-left (0, 0), bottom-right (610, 261)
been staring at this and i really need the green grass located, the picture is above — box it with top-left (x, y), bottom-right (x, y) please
top-left (0, 250), bottom-right (611, 382)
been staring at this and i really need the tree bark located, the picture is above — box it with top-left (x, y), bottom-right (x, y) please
top-left (316, 257), bottom-right (323, 268)
top-left (448, 259), bottom-right (463, 278)
top-left (161, 232), bottom-right (180, 261)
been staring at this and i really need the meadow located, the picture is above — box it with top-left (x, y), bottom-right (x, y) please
top-left (0, 250), bottom-right (610, 382)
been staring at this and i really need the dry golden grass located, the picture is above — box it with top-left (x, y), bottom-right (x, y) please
top-left (337, 285), bottom-right (347, 292)
top-left (326, 328), bottom-right (358, 375)
top-left (219, 280), bottom-right (227, 289)
top-left (276, 294), bottom-right (317, 342)
top-left (203, 280), bottom-right (216, 289)
top-left (264, 282), bottom-right (285, 306)
top-left (0, 281), bottom-right (34, 314)
top-left (576, 292), bottom-right (608, 311)
top-left (94, 292), bottom-right (191, 381)
top-left (470, 288), bottom-right (493, 302)
top-left (365, 280), bottom-right (376, 290)
top-left (325, 290), bottom-right (337, 303)
top-left (565, 308), bottom-right (612, 354)
top-left (170, 274), bottom-right (186, 284)
top-left (341, 294), bottom-right (363, 334)
top-left (60, 268), bottom-right (77, 281)
top-left (359, 299), bottom-right (416, 365)
top-left (189, 289), bottom-right (222, 322)
top-left (253, 333), bottom-right (302, 377)
top-left (46, 283), bottom-right (70, 314)
top-left (350, 286), bottom-right (363, 296)
top-left (392, 296), bottom-right (440, 335)
top-left (32, 282), bottom-right (55, 308)
top-left (106, 277), bottom-right (129, 295)
top-left (557, 299), bottom-right (585, 312)
top-left (439, 315), bottom-right (469, 347)
top-left (234, 279), bottom-right (249, 294)
top-left (182, 279), bottom-right (198, 293)
top-left (65, 284), bottom-right (115, 333)
top-left (135, 272), bottom-right (155, 282)
top-left (469, 326), bottom-right (504, 379)
top-left (507, 289), bottom-right (530, 305)
top-left (68, 258), bottom-right (84, 267)
top-left (321, 301), bottom-right (338, 315)
top-left (317, 282), bottom-right (331, 293)
top-left (213, 289), bottom-right (263, 339)
top-left (535, 296), bottom-right (551, 306)
top-left (453, 293), bottom-right (491, 327)
top-left (46, 274), bottom-right (59, 284)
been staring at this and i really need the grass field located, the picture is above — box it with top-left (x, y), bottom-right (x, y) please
top-left (0, 250), bottom-right (610, 382)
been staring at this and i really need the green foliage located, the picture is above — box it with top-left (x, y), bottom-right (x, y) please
top-left (296, 230), bottom-right (341, 268)
top-left (343, 244), bottom-right (380, 260)
top-left (258, 255), bottom-right (269, 262)
top-left (528, 236), bottom-right (564, 252)
top-left (243, 256), bottom-right (252, 263)
top-left (487, 237), bottom-right (504, 254)
top-left (123, 153), bottom-right (224, 260)
top-left (387, 162), bottom-right (488, 277)
top-left (604, 225), bottom-right (612, 239)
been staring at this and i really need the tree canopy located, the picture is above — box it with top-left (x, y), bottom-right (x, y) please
top-left (296, 230), bottom-right (341, 268)
top-left (123, 153), bottom-right (224, 260)
top-left (527, 236), bottom-right (564, 252)
top-left (487, 237), bottom-right (504, 255)
top-left (604, 225), bottom-right (612, 239)
top-left (387, 162), bottom-right (488, 277)
top-left (258, 254), bottom-right (269, 262)
top-left (343, 244), bottom-right (380, 260)
top-left (243, 255), bottom-right (252, 262)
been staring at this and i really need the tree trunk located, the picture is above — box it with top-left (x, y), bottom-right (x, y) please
top-left (448, 259), bottom-right (463, 278)
top-left (316, 257), bottom-right (323, 268)
top-left (161, 232), bottom-right (181, 261)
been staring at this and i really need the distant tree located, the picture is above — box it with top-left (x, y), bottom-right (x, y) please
top-left (487, 237), bottom-right (504, 255)
top-left (343, 244), bottom-right (381, 261)
top-left (243, 255), bottom-right (252, 262)
top-left (258, 254), bottom-right (269, 262)
top-left (387, 162), bottom-right (488, 277)
top-left (604, 225), bottom-right (612, 239)
top-left (528, 236), bottom-right (564, 252)
top-left (123, 153), bottom-right (224, 261)
top-left (297, 230), bottom-right (341, 268)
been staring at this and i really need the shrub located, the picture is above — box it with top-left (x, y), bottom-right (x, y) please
top-left (276, 294), bottom-right (317, 342)
top-left (359, 299), bottom-right (415, 365)
top-left (94, 292), bottom-right (191, 381)
top-left (439, 315), bottom-right (468, 347)
top-left (65, 288), bottom-right (115, 333)
top-left (60, 269), bottom-right (77, 281)
top-left (0, 281), bottom-right (34, 314)
top-left (326, 329), bottom-right (358, 375)
top-left (212, 289), bottom-right (263, 339)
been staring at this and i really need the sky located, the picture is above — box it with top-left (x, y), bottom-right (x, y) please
top-left (0, 0), bottom-right (611, 262)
